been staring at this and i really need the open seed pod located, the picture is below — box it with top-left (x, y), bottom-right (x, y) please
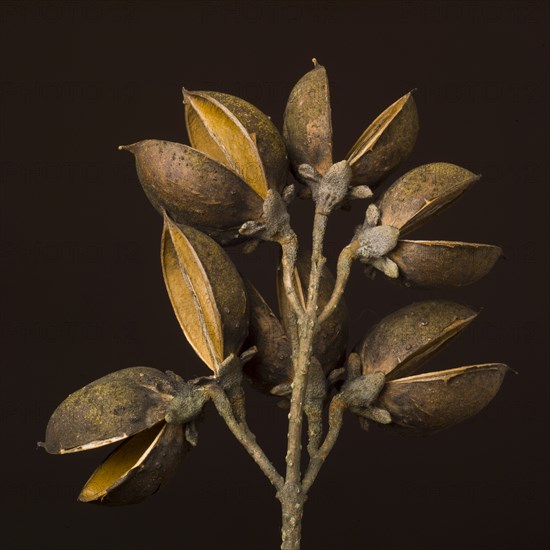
top-left (359, 300), bottom-right (478, 381)
top-left (276, 251), bottom-right (349, 375)
top-left (242, 280), bottom-right (293, 393)
top-left (364, 162), bottom-right (501, 287)
top-left (377, 363), bottom-right (508, 433)
top-left (346, 92), bottom-right (419, 187)
top-left (389, 240), bottom-right (502, 288)
top-left (378, 163), bottom-right (480, 235)
top-left (79, 421), bottom-right (187, 505)
top-left (44, 367), bottom-right (181, 454)
top-left (185, 90), bottom-right (287, 196)
top-left (283, 60), bottom-right (333, 178)
top-left (120, 140), bottom-right (263, 245)
top-left (41, 367), bottom-right (190, 505)
top-left (161, 217), bottom-right (249, 374)
top-left (353, 302), bottom-right (508, 434)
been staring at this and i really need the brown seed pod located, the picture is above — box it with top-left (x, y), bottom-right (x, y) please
top-left (378, 163), bottom-right (480, 235)
top-left (185, 91), bottom-right (288, 195)
top-left (359, 300), bottom-right (477, 380)
top-left (79, 422), bottom-right (186, 506)
top-left (120, 140), bottom-right (263, 245)
top-left (389, 240), bottom-right (502, 288)
top-left (283, 60), bottom-right (333, 177)
top-left (377, 363), bottom-right (508, 433)
top-left (44, 367), bottom-right (179, 454)
top-left (242, 280), bottom-right (292, 393)
top-left (277, 251), bottom-right (349, 375)
top-left (346, 92), bottom-right (419, 187)
top-left (161, 217), bottom-right (249, 373)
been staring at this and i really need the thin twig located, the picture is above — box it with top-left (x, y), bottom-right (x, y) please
top-left (206, 384), bottom-right (284, 491)
top-left (318, 243), bottom-right (357, 325)
top-left (278, 231), bottom-right (304, 317)
top-left (302, 397), bottom-right (345, 493)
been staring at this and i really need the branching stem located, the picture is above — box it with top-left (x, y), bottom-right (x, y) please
top-left (206, 384), bottom-right (284, 491)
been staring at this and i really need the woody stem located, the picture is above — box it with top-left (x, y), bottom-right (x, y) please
top-left (279, 210), bottom-right (328, 550)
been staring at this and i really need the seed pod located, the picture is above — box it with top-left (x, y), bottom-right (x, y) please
top-left (79, 422), bottom-right (186, 506)
top-left (359, 301), bottom-right (477, 380)
top-left (185, 91), bottom-right (288, 195)
top-left (44, 367), bottom-right (180, 454)
top-left (243, 280), bottom-right (292, 393)
top-left (378, 163), bottom-right (480, 235)
top-left (161, 218), bottom-right (248, 373)
top-left (346, 92), bottom-right (419, 187)
top-left (389, 240), bottom-right (502, 288)
top-left (277, 251), bottom-right (349, 375)
top-left (377, 363), bottom-right (508, 433)
top-left (283, 60), bottom-right (333, 177)
top-left (120, 140), bottom-right (263, 245)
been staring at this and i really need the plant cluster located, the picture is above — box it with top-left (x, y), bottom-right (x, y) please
top-left (41, 60), bottom-right (508, 549)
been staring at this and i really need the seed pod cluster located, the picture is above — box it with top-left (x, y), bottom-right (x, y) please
top-left (42, 367), bottom-right (190, 505)
top-left (354, 301), bottom-right (508, 433)
top-left (121, 90), bottom-right (288, 245)
top-left (42, 62), bottom-right (508, 518)
top-left (284, 59), bottom-right (419, 187)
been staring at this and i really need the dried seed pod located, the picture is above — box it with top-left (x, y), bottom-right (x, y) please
top-left (346, 92), bottom-right (419, 186)
top-left (378, 163), bottom-right (480, 235)
top-left (377, 364), bottom-right (508, 433)
top-left (242, 281), bottom-right (292, 393)
top-left (283, 60), bottom-right (333, 177)
top-left (161, 218), bottom-right (248, 373)
top-left (389, 240), bottom-right (502, 288)
top-left (277, 251), bottom-right (349, 375)
top-left (120, 140), bottom-right (263, 245)
top-left (79, 422), bottom-right (186, 506)
top-left (359, 300), bottom-right (477, 380)
top-left (185, 91), bottom-right (288, 194)
top-left (44, 367), bottom-right (179, 454)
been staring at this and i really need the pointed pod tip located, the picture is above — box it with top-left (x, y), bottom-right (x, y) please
top-left (410, 87), bottom-right (418, 95)
top-left (118, 144), bottom-right (136, 154)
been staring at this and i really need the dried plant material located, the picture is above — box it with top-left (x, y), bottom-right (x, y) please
top-left (377, 364), bottom-right (508, 433)
top-left (198, 91), bottom-right (288, 194)
top-left (121, 140), bottom-right (262, 243)
top-left (185, 91), bottom-right (287, 198)
top-left (378, 163), bottom-right (480, 235)
top-left (346, 92), bottom-right (419, 186)
top-left (79, 422), bottom-right (186, 505)
top-left (359, 300), bottom-right (477, 380)
top-left (277, 251), bottom-right (349, 375)
top-left (243, 281), bottom-right (292, 393)
top-left (389, 240), bottom-right (502, 287)
top-left (162, 217), bottom-right (248, 373)
top-left (283, 60), bottom-right (333, 177)
top-left (43, 367), bottom-right (179, 454)
top-left (44, 62), bottom-right (508, 548)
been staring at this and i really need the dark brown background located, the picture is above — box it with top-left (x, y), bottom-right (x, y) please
top-left (1, 1), bottom-right (548, 549)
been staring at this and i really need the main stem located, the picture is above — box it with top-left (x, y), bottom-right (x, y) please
top-left (279, 211), bottom-right (328, 550)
